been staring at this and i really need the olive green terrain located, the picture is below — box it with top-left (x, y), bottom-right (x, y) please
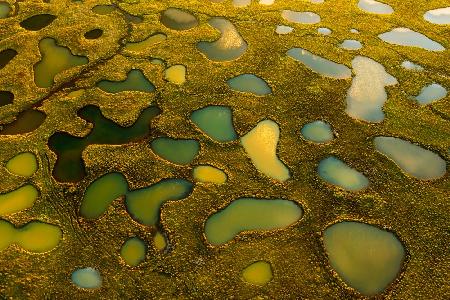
top-left (0, 0), bottom-right (449, 299)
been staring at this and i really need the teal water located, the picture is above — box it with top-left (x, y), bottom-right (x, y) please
top-left (318, 156), bottom-right (369, 191)
top-left (71, 267), bottom-right (102, 289)
top-left (227, 74), bottom-right (272, 96)
top-left (151, 137), bottom-right (200, 165)
top-left (191, 106), bottom-right (237, 142)
top-left (301, 120), bottom-right (334, 143)
top-left (97, 69), bottom-right (155, 93)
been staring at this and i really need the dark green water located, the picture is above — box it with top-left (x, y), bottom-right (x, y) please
top-left (0, 110), bottom-right (46, 135)
top-left (96, 69), bottom-right (155, 93)
top-left (84, 29), bottom-right (103, 39)
top-left (0, 91), bottom-right (13, 106)
top-left (20, 14), bottom-right (56, 31)
top-left (48, 105), bottom-right (160, 182)
top-left (0, 49), bottom-right (17, 69)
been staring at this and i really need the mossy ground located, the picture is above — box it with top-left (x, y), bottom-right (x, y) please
top-left (0, 0), bottom-right (449, 298)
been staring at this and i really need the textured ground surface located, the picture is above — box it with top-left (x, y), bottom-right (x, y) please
top-left (0, 0), bottom-right (449, 299)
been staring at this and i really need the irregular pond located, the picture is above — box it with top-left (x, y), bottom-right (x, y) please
top-left (301, 120), bottom-right (334, 143)
top-left (242, 261), bottom-right (273, 286)
top-left (124, 33), bottom-right (167, 54)
top-left (205, 198), bottom-right (303, 245)
top-left (374, 136), bottom-right (446, 180)
top-left (227, 74), bottom-right (272, 96)
top-left (318, 156), bottom-right (369, 191)
top-left (80, 172), bottom-right (128, 219)
top-left (0, 220), bottom-right (62, 253)
top-left (34, 38), bottom-right (88, 88)
top-left (0, 185), bottom-right (38, 216)
top-left (414, 83), bottom-right (447, 105)
top-left (191, 105), bottom-right (237, 142)
top-left (125, 179), bottom-right (193, 226)
top-left (49, 105), bottom-right (160, 182)
top-left (197, 17), bottom-right (248, 62)
top-left (357, 0), bottom-right (393, 14)
top-left (6, 152), bottom-right (38, 177)
top-left (193, 165), bottom-right (227, 184)
top-left (345, 56), bottom-right (397, 123)
top-left (378, 28), bottom-right (445, 51)
top-left (287, 48), bottom-right (351, 79)
top-left (120, 237), bottom-right (147, 267)
top-left (241, 120), bottom-right (291, 182)
top-left (150, 137), bottom-right (200, 165)
top-left (97, 69), bottom-right (155, 93)
top-left (323, 221), bottom-right (405, 296)
top-left (0, 110), bottom-right (46, 135)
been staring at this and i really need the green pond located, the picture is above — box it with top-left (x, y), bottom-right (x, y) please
top-left (323, 221), bottom-right (405, 296)
top-left (190, 105), bottom-right (237, 142)
top-left (205, 198), bottom-right (303, 245)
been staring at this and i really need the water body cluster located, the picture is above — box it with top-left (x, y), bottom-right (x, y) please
top-left (0, 0), bottom-right (448, 298)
